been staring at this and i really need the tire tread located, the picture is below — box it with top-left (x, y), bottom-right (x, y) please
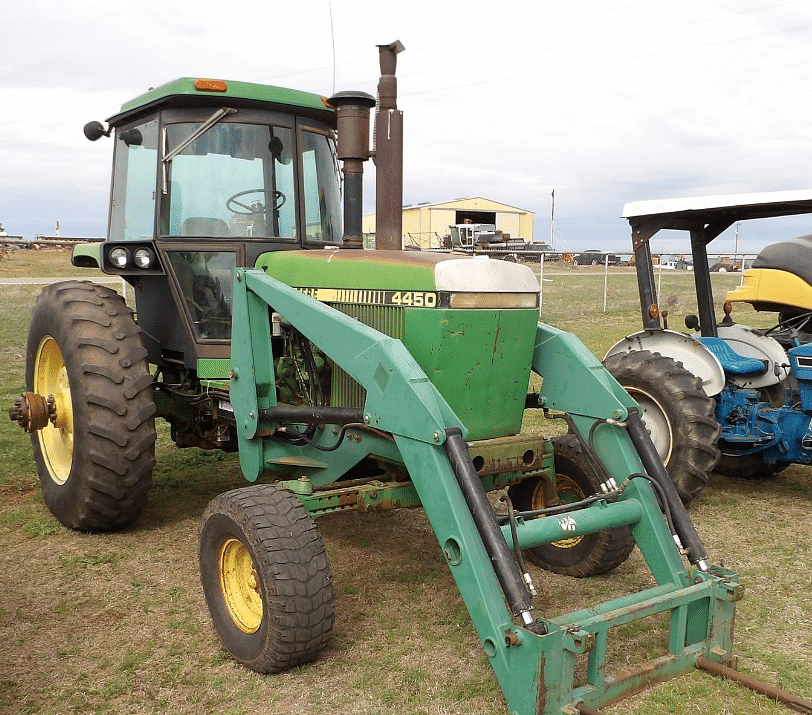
top-left (604, 350), bottom-right (720, 503)
top-left (27, 280), bottom-right (155, 530)
top-left (200, 485), bottom-right (335, 673)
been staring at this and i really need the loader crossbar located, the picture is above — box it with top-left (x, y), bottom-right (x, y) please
top-left (229, 268), bottom-right (741, 714)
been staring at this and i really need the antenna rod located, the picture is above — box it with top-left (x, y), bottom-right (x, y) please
top-left (329, 3), bottom-right (336, 94)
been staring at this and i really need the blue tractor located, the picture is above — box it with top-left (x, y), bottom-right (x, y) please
top-left (605, 190), bottom-right (812, 501)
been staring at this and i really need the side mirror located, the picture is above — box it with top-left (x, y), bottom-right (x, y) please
top-left (83, 121), bottom-right (111, 141)
top-left (119, 128), bottom-right (143, 147)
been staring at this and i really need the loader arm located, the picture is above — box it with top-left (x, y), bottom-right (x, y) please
top-left (532, 323), bottom-right (711, 572)
top-left (229, 268), bottom-right (740, 715)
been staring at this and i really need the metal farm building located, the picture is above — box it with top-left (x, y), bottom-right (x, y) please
top-left (362, 197), bottom-right (535, 250)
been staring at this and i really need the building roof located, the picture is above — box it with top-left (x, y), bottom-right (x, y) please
top-left (400, 197), bottom-right (532, 214)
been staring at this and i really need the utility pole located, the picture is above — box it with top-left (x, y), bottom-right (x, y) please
top-left (734, 221), bottom-right (740, 270)
top-left (550, 189), bottom-right (555, 248)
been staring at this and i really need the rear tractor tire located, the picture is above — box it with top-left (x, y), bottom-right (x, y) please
top-left (714, 452), bottom-right (788, 480)
top-left (604, 350), bottom-right (720, 504)
top-left (199, 485), bottom-right (335, 673)
top-left (507, 434), bottom-right (635, 577)
top-left (23, 280), bottom-right (156, 530)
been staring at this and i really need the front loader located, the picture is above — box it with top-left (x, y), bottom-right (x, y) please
top-left (11, 42), bottom-right (804, 715)
top-left (214, 254), bottom-right (745, 714)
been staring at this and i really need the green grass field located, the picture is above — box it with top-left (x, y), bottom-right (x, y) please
top-left (1, 250), bottom-right (810, 715)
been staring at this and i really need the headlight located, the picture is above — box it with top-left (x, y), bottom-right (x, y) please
top-left (109, 247), bottom-right (129, 268)
top-left (446, 292), bottom-right (539, 309)
top-left (133, 247), bottom-right (155, 269)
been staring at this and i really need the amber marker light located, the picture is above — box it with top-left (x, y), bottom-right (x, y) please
top-left (723, 300), bottom-right (734, 315)
top-left (194, 79), bottom-right (228, 92)
top-left (648, 304), bottom-right (660, 319)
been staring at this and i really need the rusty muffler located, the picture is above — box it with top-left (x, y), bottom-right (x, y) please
top-left (373, 40), bottom-right (405, 251)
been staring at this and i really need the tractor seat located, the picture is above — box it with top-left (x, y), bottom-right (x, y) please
top-left (180, 217), bottom-right (231, 236)
top-left (698, 337), bottom-right (768, 376)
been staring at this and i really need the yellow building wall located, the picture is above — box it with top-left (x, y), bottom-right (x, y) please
top-left (363, 198), bottom-right (534, 250)
top-left (519, 213), bottom-right (534, 241)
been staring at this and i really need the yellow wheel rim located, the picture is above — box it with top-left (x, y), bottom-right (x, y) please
top-left (531, 474), bottom-right (586, 549)
top-left (218, 537), bottom-right (263, 634)
top-left (33, 336), bottom-right (74, 485)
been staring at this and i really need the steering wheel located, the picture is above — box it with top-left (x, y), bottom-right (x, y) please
top-left (226, 189), bottom-right (285, 215)
top-left (763, 311), bottom-right (812, 338)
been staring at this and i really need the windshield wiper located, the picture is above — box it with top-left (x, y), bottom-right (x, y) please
top-left (161, 107), bottom-right (237, 193)
top-left (164, 107), bottom-right (237, 163)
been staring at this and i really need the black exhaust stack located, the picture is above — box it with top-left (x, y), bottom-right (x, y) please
top-left (329, 90), bottom-right (376, 247)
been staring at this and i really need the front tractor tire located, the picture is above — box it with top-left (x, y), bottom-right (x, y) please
top-left (507, 434), bottom-right (635, 577)
top-left (24, 281), bottom-right (156, 530)
top-left (603, 350), bottom-right (720, 503)
top-left (199, 485), bottom-right (335, 673)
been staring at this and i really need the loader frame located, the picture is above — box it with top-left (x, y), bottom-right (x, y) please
top-left (230, 267), bottom-right (740, 714)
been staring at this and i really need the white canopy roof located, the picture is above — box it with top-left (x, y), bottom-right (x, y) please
top-left (622, 189), bottom-right (812, 225)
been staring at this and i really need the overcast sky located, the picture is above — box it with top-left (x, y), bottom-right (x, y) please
top-left (3, 0), bottom-right (812, 254)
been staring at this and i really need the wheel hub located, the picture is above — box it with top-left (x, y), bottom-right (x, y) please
top-left (9, 392), bottom-right (55, 433)
top-left (31, 336), bottom-right (75, 485)
top-left (550, 475), bottom-right (587, 548)
top-left (625, 387), bottom-right (673, 463)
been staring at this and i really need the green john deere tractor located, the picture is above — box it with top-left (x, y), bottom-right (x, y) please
top-left (10, 41), bottom-right (789, 715)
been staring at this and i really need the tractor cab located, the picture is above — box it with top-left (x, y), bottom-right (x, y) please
top-left (76, 78), bottom-right (343, 375)
top-left (728, 232), bottom-right (812, 325)
top-left (449, 223), bottom-right (502, 248)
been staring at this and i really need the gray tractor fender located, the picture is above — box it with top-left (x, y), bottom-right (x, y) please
top-left (605, 329), bottom-right (725, 397)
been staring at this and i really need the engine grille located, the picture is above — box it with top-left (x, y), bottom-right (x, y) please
top-left (330, 304), bottom-right (405, 408)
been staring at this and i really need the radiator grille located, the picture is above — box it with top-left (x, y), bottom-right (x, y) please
top-left (330, 304), bottom-right (405, 408)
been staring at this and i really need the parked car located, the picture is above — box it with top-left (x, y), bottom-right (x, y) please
top-left (523, 242), bottom-right (561, 261)
top-left (575, 249), bottom-right (621, 265)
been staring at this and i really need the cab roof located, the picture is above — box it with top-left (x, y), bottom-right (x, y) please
top-left (107, 77), bottom-right (336, 128)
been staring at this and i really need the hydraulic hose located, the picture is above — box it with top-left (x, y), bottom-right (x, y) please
top-left (259, 405), bottom-right (365, 424)
top-left (625, 410), bottom-right (709, 570)
top-left (444, 428), bottom-right (537, 628)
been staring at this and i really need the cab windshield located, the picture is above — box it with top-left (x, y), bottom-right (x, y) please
top-left (163, 121), bottom-right (297, 239)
